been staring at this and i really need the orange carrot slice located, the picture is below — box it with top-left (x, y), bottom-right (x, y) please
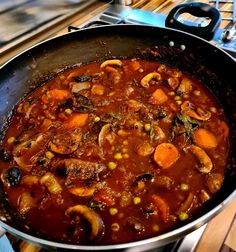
top-left (194, 128), bottom-right (217, 149)
top-left (152, 195), bottom-right (169, 222)
top-left (65, 113), bottom-right (88, 129)
top-left (148, 88), bottom-right (168, 105)
top-left (154, 143), bottom-right (179, 169)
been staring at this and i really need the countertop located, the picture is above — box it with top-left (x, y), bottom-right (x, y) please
top-left (0, 0), bottom-right (235, 251)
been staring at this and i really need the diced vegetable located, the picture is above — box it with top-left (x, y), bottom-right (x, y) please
top-left (91, 84), bottom-right (105, 96)
top-left (18, 192), bottom-right (35, 215)
top-left (177, 78), bottom-right (192, 94)
top-left (7, 137), bottom-right (15, 144)
top-left (151, 195), bottom-right (169, 222)
top-left (108, 162), bottom-right (117, 170)
top-left (154, 143), bottom-right (179, 169)
top-left (40, 172), bottom-right (62, 194)
top-left (111, 223), bottom-right (120, 231)
top-left (109, 207), bottom-right (118, 215)
top-left (133, 197), bottom-right (141, 205)
top-left (179, 212), bottom-right (189, 221)
top-left (193, 128), bottom-right (217, 149)
top-left (148, 88), bottom-right (168, 105)
top-left (64, 113), bottom-right (88, 129)
top-left (68, 187), bottom-right (95, 197)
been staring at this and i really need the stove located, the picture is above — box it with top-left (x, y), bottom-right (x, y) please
top-left (68, 4), bottom-right (236, 58)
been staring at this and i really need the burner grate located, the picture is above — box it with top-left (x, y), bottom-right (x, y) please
top-left (209, 0), bottom-right (236, 21)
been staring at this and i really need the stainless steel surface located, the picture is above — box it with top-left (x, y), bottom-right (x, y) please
top-left (174, 225), bottom-right (207, 252)
top-left (113, 0), bottom-right (133, 5)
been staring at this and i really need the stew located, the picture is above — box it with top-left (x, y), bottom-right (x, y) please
top-left (0, 59), bottom-right (229, 245)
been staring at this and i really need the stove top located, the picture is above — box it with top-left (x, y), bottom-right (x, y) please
top-left (69, 4), bottom-right (236, 58)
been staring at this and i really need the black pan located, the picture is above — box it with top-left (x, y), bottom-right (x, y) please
top-left (0, 24), bottom-right (235, 251)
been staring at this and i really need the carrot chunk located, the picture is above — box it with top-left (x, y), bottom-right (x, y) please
top-left (41, 89), bottom-right (70, 104)
top-left (152, 195), bottom-right (169, 222)
top-left (194, 128), bottom-right (217, 149)
top-left (65, 113), bottom-right (88, 129)
top-left (154, 143), bottom-right (179, 169)
top-left (148, 88), bottom-right (168, 105)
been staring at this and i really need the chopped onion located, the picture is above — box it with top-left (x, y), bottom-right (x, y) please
top-left (71, 82), bottom-right (91, 93)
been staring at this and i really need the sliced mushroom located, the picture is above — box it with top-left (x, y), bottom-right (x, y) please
top-left (98, 124), bottom-right (116, 147)
top-left (136, 142), bottom-right (154, 156)
top-left (177, 78), bottom-right (192, 94)
top-left (177, 192), bottom-right (195, 214)
top-left (13, 133), bottom-right (49, 171)
top-left (71, 82), bottom-right (91, 93)
top-left (181, 101), bottom-right (211, 121)
top-left (48, 129), bottom-right (82, 155)
top-left (100, 59), bottom-right (122, 68)
top-left (140, 72), bottom-right (161, 88)
top-left (21, 175), bottom-right (40, 186)
top-left (40, 172), bottom-right (62, 194)
top-left (66, 205), bottom-right (104, 240)
top-left (199, 189), bottom-right (211, 203)
top-left (189, 145), bottom-right (213, 173)
top-left (18, 192), bottom-right (35, 215)
top-left (68, 186), bottom-right (96, 197)
top-left (167, 77), bottom-right (180, 90)
top-left (205, 173), bottom-right (223, 193)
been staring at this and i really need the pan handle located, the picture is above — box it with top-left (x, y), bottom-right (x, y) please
top-left (165, 2), bottom-right (221, 41)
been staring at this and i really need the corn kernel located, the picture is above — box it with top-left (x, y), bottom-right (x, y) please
top-left (111, 146), bottom-right (115, 151)
top-left (180, 183), bottom-right (189, 191)
top-left (123, 154), bottom-right (129, 159)
top-left (183, 94), bottom-right (189, 99)
top-left (108, 162), bottom-right (117, 170)
top-left (193, 90), bottom-right (201, 96)
top-left (144, 123), bottom-right (151, 132)
top-left (114, 153), bottom-right (122, 160)
top-left (123, 140), bottom-right (128, 145)
top-left (122, 148), bottom-right (128, 153)
top-left (109, 208), bottom-right (118, 215)
top-left (176, 100), bottom-right (182, 105)
top-left (168, 91), bottom-right (175, 96)
top-left (94, 116), bottom-right (100, 122)
top-left (111, 223), bottom-right (120, 231)
top-left (210, 107), bottom-right (217, 113)
top-left (133, 197), bottom-right (141, 205)
top-left (45, 151), bottom-right (54, 159)
top-left (7, 137), bottom-right (15, 144)
top-left (152, 224), bottom-right (160, 232)
top-left (64, 108), bottom-right (72, 115)
top-left (174, 96), bottom-right (181, 101)
top-left (179, 212), bottom-right (189, 221)
top-left (108, 92), bottom-right (115, 96)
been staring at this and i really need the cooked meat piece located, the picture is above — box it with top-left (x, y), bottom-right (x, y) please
top-left (54, 159), bottom-right (108, 185)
